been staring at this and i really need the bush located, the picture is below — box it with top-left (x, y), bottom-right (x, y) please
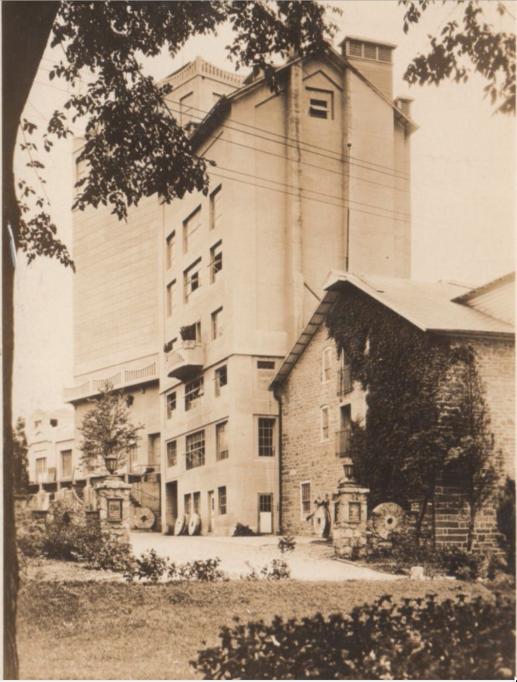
top-left (260, 559), bottom-right (291, 581)
top-left (125, 549), bottom-right (168, 583)
top-left (497, 477), bottom-right (515, 574)
top-left (78, 530), bottom-right (135, 573)
top-left (192, 593), bottom-right (515, 680)
top-left (278, 535), bottom-right (296, 554)
top-left (176, 558), bottom-right (227, 582)
top-left (125, 555), bottom-right (228, 583)
top-left (16, 522), bottom-right (47, 558)
top-left (233, 523), bottom-right (255, 537)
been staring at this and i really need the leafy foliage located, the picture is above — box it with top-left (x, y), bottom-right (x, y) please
top-left (232, 522), bottom-right (256, 536)
top-left (400, 0), bottom-right (516, 113)
top-left (79, 381), bottom-right (142, 472)
top-left (193, 593), bottom-right (515, 679)
top-left (278, 535), bottom-right (296, 554)
top-left (497, 477), bottom-right (516, 574)
top-left (12, 418), bottom-right (29, 494)
top-left (326, 288), bottom-right (498, 546)
top-left (124, 553), bottom-right (228, 583)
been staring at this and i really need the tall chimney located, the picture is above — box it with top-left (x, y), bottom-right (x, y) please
top-left (341, 36), bottom-right (396, 101)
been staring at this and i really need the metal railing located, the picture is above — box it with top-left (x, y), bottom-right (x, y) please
top-left (64, 359), bottom-right (158, 402)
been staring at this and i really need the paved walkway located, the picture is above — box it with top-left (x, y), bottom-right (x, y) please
top-left (130, 532), bottom-right (400, 581)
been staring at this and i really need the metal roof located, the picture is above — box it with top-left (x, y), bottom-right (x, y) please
top-left (271, 271), bottom-right (515, 389)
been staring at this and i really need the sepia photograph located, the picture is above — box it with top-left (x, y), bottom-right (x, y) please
top-left (2, 0), bottom-right (515, 679)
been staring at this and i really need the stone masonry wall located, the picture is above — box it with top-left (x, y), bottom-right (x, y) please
top-left (280, 326), bottom-right (366, 535)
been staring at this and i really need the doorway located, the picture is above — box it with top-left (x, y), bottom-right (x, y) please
top-left (165, 481), bottom-right (178, 531)
top-left (258, 493), bottom-right (273, 534)
top-left (207, 490), bottom-right (215, 533)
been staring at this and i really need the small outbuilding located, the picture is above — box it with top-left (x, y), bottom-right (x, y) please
top-left (271, 271), bottom-right (514, 550)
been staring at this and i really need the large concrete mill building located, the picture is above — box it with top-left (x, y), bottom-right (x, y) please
top-left (65, 37), bottom-right (415, 534)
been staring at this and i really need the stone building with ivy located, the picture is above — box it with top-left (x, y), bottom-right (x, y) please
top-left (271, 271), bottom-right (514, 549)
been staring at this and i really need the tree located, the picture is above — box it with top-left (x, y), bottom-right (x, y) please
top-left (3, 4), bottom-right (333, 676)
top-left (79, 382), bottom-right (142, 473)
top-left (12, 418), bottom-right (29, 494)
top-left (400, 0), bottom-right (516, 114)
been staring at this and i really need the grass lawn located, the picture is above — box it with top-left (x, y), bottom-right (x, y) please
top-left (18, 576), bottom-right (493, 680)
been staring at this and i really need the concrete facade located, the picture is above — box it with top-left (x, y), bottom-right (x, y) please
top-left (27, 408), bottom-right (75, 490)
top-left (159, 43), bottom-right (414, 534)
top-left (275, 273), bottom-right (515, 547)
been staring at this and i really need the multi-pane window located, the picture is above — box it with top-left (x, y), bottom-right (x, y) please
top-left (148, 434), bottom-right (160, 467)
top-left (309, 97), bottom-right (328, 119)
top-left (166, 231), bottom-right (175, 270)
top-left (214, 365), bottom-right (227, 396)
top-left (35, 457), bottom-right (46, 481)
top-left (218, 486), bottom-right (227, 515)
top-left (186, 430), bottom-right (205, 469)
top-left (321, 347), bottom-right (332, 383)
top-left (364, 42), bottom-right (377, 59)
top-left (321, 406), bottom-right (330, 441)
top-left (166, 391), bottom-right (176, 419)
top-left (211, 307), bottom-right (223, 339)
top-left (209, 185), bottom-right (222, 230)
top-left (185, 377), bottom-right (204, 411)
top-left (166, 440), bottom-right (177, 467)
top-left (166, 280), bottom-right (176, 317)
top-left (210, 241), bottom-right (223, 282)
top-left (300, 481), bottom-right (311, 518)
top-left (216, 421), bottom-right (229, 461)
top-left (259, 494), bottom-right (272, 512)
top-left (183, 206), bottom-right (202, 252)
top-left (184, 259), bottom-right (201, 302)
top-left (258, 417), bottom-right (275, 457)
top-left (61, 450), bottom-right (72, 479)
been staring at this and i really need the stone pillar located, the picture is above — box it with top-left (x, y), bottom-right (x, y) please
top-left (93, 476), bottom-right (131, 542)
top-left (332, 466), bottom-right (369, 560)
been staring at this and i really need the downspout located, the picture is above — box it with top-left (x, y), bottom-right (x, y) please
top-left (273, 384), bottom-right (283, 535)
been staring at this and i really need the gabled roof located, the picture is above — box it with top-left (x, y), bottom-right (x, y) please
top-left (271, 271), bottom-right (515, 389)
top-left (452, 271), bottom-right (515, 304)
top-left (190, 44), bottom-right (417, 150)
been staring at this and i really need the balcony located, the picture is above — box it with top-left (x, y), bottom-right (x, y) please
top-left (335, 428), bottom-right (351, 458)
top-left (337, 366), bottom-right (353, 397)
top-left (166, 341), bottom-right (204, 381)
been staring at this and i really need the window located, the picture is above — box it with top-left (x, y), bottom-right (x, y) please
top-left (364, 42), bottom-right (377, 59)
top-left (166, 440), bottom-right (177, 467)
top-left (186, 430), bottom-right (205, 469)
top-left (257, 360), bottom-right (276, 390)
top-left (259, 493), bottom-right (272, 513)
top-left (166, 391), bottom-right (177, 419)
top-left (216, 421), bottom-right (229, 461)
top-left (349, 40), bottom-right (362, 57)
top-left (300, 481), bottom-right (311, 518)
top-left (128, 446), bottom-right (138, 473)
top-left (321, 406), bottom-right (330, 441)
top-left (193, 491), bottom-right (201, 515)
top-left (309, 97), bottom-right (328, 119)
top-left (218, 486), bottom-right (227, 515)
top-left (337, 404), bottom-right (352, 457)
top-left (184, 493), bottom-right (192, 516)
top-left (166, 280), bottom-right (176, 317)
top-left (321, 347), bottom-right (332, 383)
top-left (211, 307), bottom-right (223, 339)
top-left (183, 206), bottom-right (202, 252)
top-left (166, 231), bottom-right (176, 270)
top-left (184, 259), bottom-right (201, 302)
top-left (61, 450), bottom-right (72, 479)
top-left (378, 46), bottom-right (392, 63)
top-left (210, 241), bottom-right (223, 282)
top-left (209, 185), bottom-right (222, 230)
top-left (180, 321), bottom-right (201, 343)
top-left (258, 417), bottom-right (275, 457)
top-left (36, 457), bottom-right (46, 481)
top-left (185, 376), bottom-right (204, 411)
top-left (214, 365), bottom-right (228, 396)
top-left (50, 418), bottom-right (58, 427)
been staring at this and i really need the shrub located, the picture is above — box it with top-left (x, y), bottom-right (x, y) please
top-left (260, 559), bottom-right (290, 581)
top-left (176, 558), bottom-right (227, 582)
top-left (233, 523), bottom-right (255, 537)
top-left (497, 477), bottom-right (515, 574)
top-left (16, 522), bottom-right (47, 558)
top-left (192, 593), bottom-right (515, 680)
top-left (78, 531), bottom-right (135, 573)
top-left (125, 549), bottom-right (168, 583)
top-left (278, 535), bottom-right (296, 554)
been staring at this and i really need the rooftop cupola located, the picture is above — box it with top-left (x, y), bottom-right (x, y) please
top-left (341, 36), bottom-right (396, 101)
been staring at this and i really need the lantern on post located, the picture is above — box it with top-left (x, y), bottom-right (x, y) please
top-left (342, 457), bottom-right (354, 483)
top-left (104, 454), bottom-right (118, 476)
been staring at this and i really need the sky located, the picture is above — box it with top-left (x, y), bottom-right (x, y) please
top-left (12, 0), bottom-right (516, 420)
